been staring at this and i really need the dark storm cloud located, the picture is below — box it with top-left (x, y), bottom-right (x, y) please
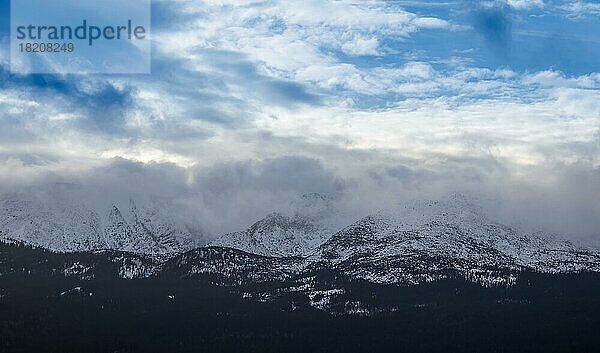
top-left (2, 153), bottom-right (600, 242)
top-left (194, 155), bottom-right (344, 196)
top-left (0, 156), bottom-right (345, 237)
top-left (187, 156), bottom-right (346, 232)
top-left (0, 0), bottom-right (598, 248)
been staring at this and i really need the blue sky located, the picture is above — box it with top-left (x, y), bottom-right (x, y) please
top-left (0, 1), bottom-right (599, 237)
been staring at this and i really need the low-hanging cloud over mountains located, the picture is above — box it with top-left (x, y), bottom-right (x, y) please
top-left (0, 1), bottom-right (598, 241)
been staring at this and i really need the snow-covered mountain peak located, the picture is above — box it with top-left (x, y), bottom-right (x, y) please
top-left (0, 186), bottom-right (203, 255)
top-left (317, 197), bottom-right (600, 277)
top-left (210, 211), bottom-right (332, 257)
top-left (2, 187), bottom-right (599, 282)
top-left (249, 212), bottom-right (318, 234)
top-left (210, 192), bottom-right (351, 258)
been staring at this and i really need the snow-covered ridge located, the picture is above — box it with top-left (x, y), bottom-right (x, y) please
top-left (0, 188), bottom-right (202, 255)
top-left (1, 190), bottom-right (599, 286)
top-left (211, 192), bottom-right (348, 257)
top-left (323, 197), bottom-right (600, 274)
top-left (210, 212), bottom-right (330, 257)
top-left (214, 195), bottom-right (599, 267)
top-left (211, 195), bottom-right (600, 283)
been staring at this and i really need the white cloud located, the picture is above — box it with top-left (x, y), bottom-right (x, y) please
top-left (481, 0), bottom-right (544, 9)
top-left (153, 0), bottom-right (455, 84)
top-left (2, 0), bottom-right (600, 239)
top-left (341, 36), bottom-right (380, 56)
top-left (559, 1), bottom-right (600, 19)
top-left (523, 70), bottom-right (600, 88)
top-left (505, 0), bottom-right (544, 9)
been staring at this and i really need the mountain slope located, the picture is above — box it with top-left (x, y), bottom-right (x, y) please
top-left (4, 238), bottom-right (600, 353)
top-left (2, 190), bottom-right (599, 287)
top-left (159, 246), bottom-right (305, 285)
top-left (0, 185), bottom-right (202, 255)
top-left (211, 213), bottom-right (331, 257)
top-left (210, 193), bottom-right (347, 257)
top-left (316, 198), bottom-right (600, 284)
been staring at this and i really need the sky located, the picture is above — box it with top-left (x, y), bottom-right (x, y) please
top-left (0, 0), bottom-right (599, 239)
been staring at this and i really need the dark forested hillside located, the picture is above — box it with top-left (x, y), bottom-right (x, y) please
top-left (1, 241), bottom-right (600, 353)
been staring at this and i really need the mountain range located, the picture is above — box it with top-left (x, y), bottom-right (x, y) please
top-left (2, 189), bottom-right (599, 294)
top-left (2, 188), bottom-right (600, 353)
top-left (0, 184), bottom-right (202, 255)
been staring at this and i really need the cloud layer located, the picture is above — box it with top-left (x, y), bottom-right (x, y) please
top-left (0, 1), bottom-right (598, 240)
